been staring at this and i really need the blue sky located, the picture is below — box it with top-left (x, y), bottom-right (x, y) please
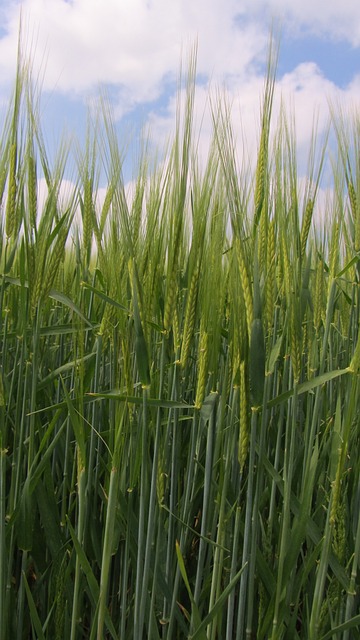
top-left (0, 0), bottom-right (359, 190)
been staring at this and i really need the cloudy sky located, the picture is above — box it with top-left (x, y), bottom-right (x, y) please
top-left (0, 0), bottom-right (359, 186)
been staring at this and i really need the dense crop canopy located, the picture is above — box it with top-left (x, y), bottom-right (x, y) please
top-left (1, 43), bottom-right (360, 640)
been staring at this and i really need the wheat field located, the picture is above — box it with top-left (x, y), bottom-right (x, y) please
top-left (1, 43), bottom-right (360, 639)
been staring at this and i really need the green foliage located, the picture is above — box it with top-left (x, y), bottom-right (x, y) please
top-left (1, 39), bottom-right (360, 640)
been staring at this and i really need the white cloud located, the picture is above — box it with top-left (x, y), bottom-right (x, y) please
top-left (234, 0), bottom-right (360, 45)
top-left (0, 0), bottom-right (359, 98)
top-left (0, 1), bottom-right (267, 104)
top-left (0, 0), bottom-right (358, 119)
top-left (0, 0), bottom-right (359, 195)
